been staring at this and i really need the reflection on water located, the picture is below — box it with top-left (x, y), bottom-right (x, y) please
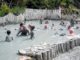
top-left (19, 55), bottom-right (32, 60)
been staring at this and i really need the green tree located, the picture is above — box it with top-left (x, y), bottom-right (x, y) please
top-left (1, 3), bottom-right (10, 14)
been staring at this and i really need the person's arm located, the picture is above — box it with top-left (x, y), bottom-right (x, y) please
top-left (12, 37), bottom-right (13, 40)
top-left (17, 30), bottom-right (21, 36)
top-left (5, 36), bottom-right (9, 41)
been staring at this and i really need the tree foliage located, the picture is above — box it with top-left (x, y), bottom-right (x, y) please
top-left (0, 0), bottom-right (79, 16)
top-left (1, 0), bottom-right (75, 9)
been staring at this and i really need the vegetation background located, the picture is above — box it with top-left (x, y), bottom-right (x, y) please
top-left (0, 0), bottom-right (80, 16)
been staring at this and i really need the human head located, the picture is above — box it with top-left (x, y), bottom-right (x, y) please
top-left (7, 30), bottom-right (11, 35)
top-left (68, 25), bottom-right (71, 30)
top-left (20, 23), bottom-right (23, 26)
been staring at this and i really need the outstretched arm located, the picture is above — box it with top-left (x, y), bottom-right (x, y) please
top-left (17, 31), bottom-right (21, 36)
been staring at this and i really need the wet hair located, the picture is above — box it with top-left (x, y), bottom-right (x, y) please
top-left (7, 30), bottom-right (11, 35)
top-left (20, 23), bottom-right (23, 26)
top-left (68, 25), bottom-right (71, 30)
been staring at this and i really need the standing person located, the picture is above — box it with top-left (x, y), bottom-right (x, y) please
top-left (70, 19), bottom-right (74, 27)
top-left (44, 21), bottom-right (49, 29)
top-left (5, 30), bottom-right (13, 42)
top-left (40, 19), bottom-right (42, 24)
top-left (24, 18), bottom-right (27, 24)
top-left (51, 23), bottom-right (54, 29)
top-left (28, 25), bottom-right (35, 39)
top-left (40, 16), bottom-right (43, 24)
top-left (17, 23), bottom-right (29, 36)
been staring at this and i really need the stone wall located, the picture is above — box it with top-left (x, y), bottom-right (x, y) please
top-left (23, 9), bottom-right (61, 20)
top-left (18, 38), bottom-right (80, 60)
top-left (0, 8), bottom-right (61, 26)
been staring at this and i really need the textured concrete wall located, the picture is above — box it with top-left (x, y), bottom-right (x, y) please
top-left (23, 9), bottom-right (61, 20)
top-left (0, 9), bottom-right (61, 25)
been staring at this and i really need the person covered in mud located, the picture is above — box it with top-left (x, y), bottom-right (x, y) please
top-left (67, 25), bottom-right (75, 35)
top-left (17, 23), bottom-right (29, 36)
top-left (5, 30), bottom-right (13, 42)
top-left (28, 24), bottom-right (35, 39)
top-left (70, 19), bottom-right (75, 27)
top-left (51, 23), bottom-right (54, 29)
top-left (60, 20), bottom-right (65, 26)
top-left (44, 21), bottom-right (49, 29)
top-left (40, 16), bottom-right (43, 24)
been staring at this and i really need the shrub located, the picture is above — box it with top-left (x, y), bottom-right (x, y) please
top-left (1, 3), bottom-right (10, 14)
top-left (0, 3), bottom-right (10, 16)
top-left (11, 6), bottom-right (25, 15)
top-left (0, 10), bottom-right (5, 17)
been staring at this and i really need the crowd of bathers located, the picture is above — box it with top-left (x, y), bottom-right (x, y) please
top-left (5, 23), bottom-right (35, 42)
top-left (5, 19), bottom-right (78, 42)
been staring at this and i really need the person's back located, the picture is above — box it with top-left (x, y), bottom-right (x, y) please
top-left (68, 25), bottom-right (75, 35)
top-left (28, 25), bottom-right (35, 39)
top-left (17, 23), bottom-right (29, 36)
top-left (19, 23), bottom-right (26, 31)
top-left (5, 30), bottom-right (13, 42)
top-left (28, 25), bottom-right (35, 31)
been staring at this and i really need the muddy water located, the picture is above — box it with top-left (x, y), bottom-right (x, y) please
top-left (0, 20), bottom-right (80, 60)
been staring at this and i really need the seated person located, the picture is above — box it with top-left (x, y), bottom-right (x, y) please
top-left (17, 23), bottom-right (29, 36)
top-left (5, 30), bottom-right (13, 42)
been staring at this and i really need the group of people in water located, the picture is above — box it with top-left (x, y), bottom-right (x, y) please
top-left (5, 22), bottom-right (35, 42)
top-left (17, 23), bottom-right (35, 38)
top-left (5, 19), bottom-right (79, 42)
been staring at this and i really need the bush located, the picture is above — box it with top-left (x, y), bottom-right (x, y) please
top-left (0, 3), bottom-right (10, 16)
top-left (11, 6), bottom-right (25, 15)
top-left (1, 3), bottom-right (10, 14)
top-left (0, 10), bottom-right (5, 17)
top-left (0, 5), bottom-right (25, 16)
